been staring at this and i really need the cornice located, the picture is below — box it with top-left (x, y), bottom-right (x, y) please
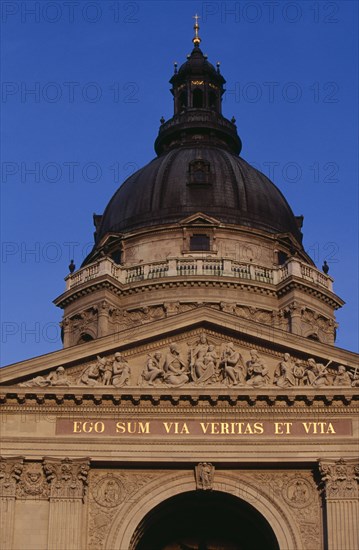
top-left (55, 273), bottom-right (340, 311)
top-left (1, 387), bottom-right (358, 407)
top-left (277, 278), bottom-right (344, 309)
top-left (54, 276), bottom-right (279, 308)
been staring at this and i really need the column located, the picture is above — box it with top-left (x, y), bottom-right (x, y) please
top-left (97, 300), bottom-right (110, 337)
top-left (61, 317), bottom-right (71, 348)
top-left (289, 301), bottom-right (302, 335)
top-left (44, 458), bottom-right (90, 550)
top-left (319, 458), bottom-right (359, 550)
top-left (0, 457), bottom-right (23, 549)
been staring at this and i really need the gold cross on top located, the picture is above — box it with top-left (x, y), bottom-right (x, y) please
top-left (192, 14), bottom-right (201, 45)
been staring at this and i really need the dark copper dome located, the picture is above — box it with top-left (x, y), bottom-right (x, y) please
top-left (83, 39), bottom-right (304, 265)
top-left (94, 146), bottom-right (302, 242)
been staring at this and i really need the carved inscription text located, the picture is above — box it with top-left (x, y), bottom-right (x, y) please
top-left (56, 418), bottom-right (352, 437)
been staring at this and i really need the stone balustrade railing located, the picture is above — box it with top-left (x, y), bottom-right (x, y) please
top-left (65, 257), bottom-right (333, 292)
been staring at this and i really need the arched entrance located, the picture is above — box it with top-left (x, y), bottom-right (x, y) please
top-left (131, 490), bottom-right (280, 550)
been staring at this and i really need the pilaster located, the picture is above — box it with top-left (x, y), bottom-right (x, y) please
top-left (44, 458), bottom-right (90, 550)
top-left (0, 457), bottom-right (23, 549)
top-left (319, 458), bottom-right (359, 550)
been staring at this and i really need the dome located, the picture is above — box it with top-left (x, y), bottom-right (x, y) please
top-left (176, 46), bottom-right (221, 80)
top-left (94, 146), bottom-right (302, 244)
top-left (83, 31), bottom-right (304, 266)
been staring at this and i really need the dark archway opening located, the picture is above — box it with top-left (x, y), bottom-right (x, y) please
top-left (307, 333), bottom-right (320, 342)
top-left (192, 88), bottom-right (204, 108)
top-left (132, 490), bottom-right (279, 550)
top-left (179, 91), bottom-right (187, 110)
top-left (77, 332), bottom-right (94, 344)
top-left (209, 90), bottom-right (217, 110)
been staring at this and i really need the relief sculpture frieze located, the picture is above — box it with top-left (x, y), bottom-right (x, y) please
top-left (11, 332), bottom-right (359, 390)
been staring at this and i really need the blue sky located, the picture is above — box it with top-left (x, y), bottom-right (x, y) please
top-left (1, 0), bottom-right (358, 365)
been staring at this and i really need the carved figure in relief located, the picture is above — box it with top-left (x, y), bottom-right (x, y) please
top-left (141, 352), bottom-right (164, 385)
top-left (274, 353), bottom-right (295, 387)
top-left (112, 353), bottom-right (130, 387)
top-left (93, 475), bottom-right (124, 508)
top-left (351, 371), bottom-right (359, 387)
top-left (163, 344), bottom-right (189, 386)
top-left (290, 480), bottom-right (308, 504)
top-left (80, 359), bottom-right (103, 386)
top-left (195, 462), bottom-right (214, 490)
top-left (102, 362), bottom-right (113, 385)
top-left (305, 358), bottom-right (331, 387)
top-left (47, 366), bottom-right (70, 386)
top-left (246, 349), bottom-right (270, 387)
top-left (220, 342), bottom-right (245, 385)
top-left (282, 477), bottom-right (313, 509)
top-left (103, 480), bottom-right (118, 504)
top-left (292, 360), bottom-right (307, 386)
top-left (20, 366), bottom-right (70, 387)
top-left (192, 344), bottom-right (218, 385)
top-left (332, 365), bottom-right (353, 386)
top-left (198, 345), bottom-right (218, 384)
top-left (189, 333), bottom-right (217, 384)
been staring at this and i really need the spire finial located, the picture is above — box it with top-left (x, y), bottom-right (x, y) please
top-left (192, 14), bottom-right (201, 46)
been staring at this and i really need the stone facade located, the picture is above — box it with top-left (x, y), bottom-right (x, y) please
top-left (1, 21), bottom-right (358, 550)
top-left (1, 318), bottom-right (358, 549)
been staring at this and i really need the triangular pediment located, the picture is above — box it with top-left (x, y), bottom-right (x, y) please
top-left (1, 308), bottom-right (357, 393)
top-left (179, 212), bottom-right (220, 226)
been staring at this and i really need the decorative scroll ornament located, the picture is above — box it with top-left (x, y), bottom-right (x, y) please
top-left (43, 457), bottom-right (90, 499)
top-left (195, 462), bottom-right (215, 490)
top-left (319, 458), bottom-right (359, 499)
top-left (88, 471), bottom-right (159, 549)
top-left (0, 457), bottom-right (23, 497)
top-left (252, 471), bottom-right (320, 549)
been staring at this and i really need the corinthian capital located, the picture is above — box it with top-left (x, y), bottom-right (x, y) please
top-left (43, 457), bottom-right (90, 499)
top-left (319, 458), bottom-right (359, 499)
top-left (0, 456), bottom-right (24, 498)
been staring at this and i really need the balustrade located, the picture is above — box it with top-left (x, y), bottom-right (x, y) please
top-left (66, 256), bottom-right (332, 292)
